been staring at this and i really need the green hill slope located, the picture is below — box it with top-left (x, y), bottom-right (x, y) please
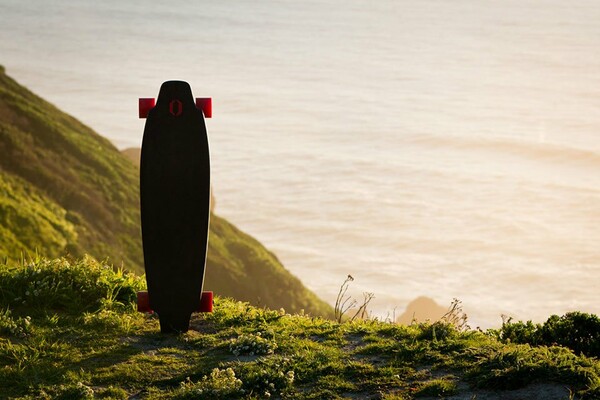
top-left (0, 172), bottom-right (77, 259)
top-left (0, 65), bottom-right (332, 317)
top-left (0, 65), bottom-right (140, 266)
top-left (1, 259), bottom-right (599, 399)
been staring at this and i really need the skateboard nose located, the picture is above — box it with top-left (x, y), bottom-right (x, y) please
top-left (158, 81), bottom-right (194, 103)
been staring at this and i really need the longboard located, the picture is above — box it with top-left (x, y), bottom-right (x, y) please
top-left (138, 80), bottom-right (213, 333)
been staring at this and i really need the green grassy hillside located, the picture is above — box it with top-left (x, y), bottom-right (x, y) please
top-left (0, 65), bottom-right (140, 266)
top-left (0, 66), bottom-right (332, 317)
top-left (0, 172), bottom-right (77, 259)
top-left (1, 259), bottom-right (599, 399)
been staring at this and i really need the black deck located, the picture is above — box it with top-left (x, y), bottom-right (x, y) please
top-left (140, 81), bottom-right (210, 333)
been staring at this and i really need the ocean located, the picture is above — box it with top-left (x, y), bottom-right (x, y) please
top-left (1, 0), bottom-right (599, 327)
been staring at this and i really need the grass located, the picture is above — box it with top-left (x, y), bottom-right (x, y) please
top-left (1, 257), bottom-right (599, 399)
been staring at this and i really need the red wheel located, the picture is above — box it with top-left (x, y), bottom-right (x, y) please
top-left (195, 98), bottom-right (212, 118)
top-left (137, 291), bottom-right (152, 313)
top-left (139, 98), bottom-right (156, 119)
top-left (198, 291), bottom-right (213, 313)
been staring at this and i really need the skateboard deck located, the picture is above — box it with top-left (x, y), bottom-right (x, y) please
top-left (139, 81), bottom-right (212, 333)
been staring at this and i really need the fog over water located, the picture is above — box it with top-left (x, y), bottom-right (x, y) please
top-left (1, 0), bottom-right (599, 327)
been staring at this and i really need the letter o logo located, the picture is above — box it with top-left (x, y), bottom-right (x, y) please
top-left (169, 100), bottom-right (183, 117)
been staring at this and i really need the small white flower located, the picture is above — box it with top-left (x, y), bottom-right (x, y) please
top-left (286, 371), bottom-right (295, 383)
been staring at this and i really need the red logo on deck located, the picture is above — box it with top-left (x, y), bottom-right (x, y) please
top-left (169, 100), bottom-right (183, 117)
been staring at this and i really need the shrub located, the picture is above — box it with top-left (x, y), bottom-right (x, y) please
top-left (229, 332), bottom-right (277, 356)
top-left (491, 318), bottom-right (543, 345)
top-left (540, 312), bottom-right (600, 358)
top-left (418, 321), bottom-right (457, 341)
top-left (0, 308), bottom-right (31, 337)
top-left (176, 368), bottom-right (243, 399)
top-left (0, 257), bottom-right (145, 314)
top-left (490, 312), bottom-right (600, 358)
top-left (234, 357), bottom-right (296, 399)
